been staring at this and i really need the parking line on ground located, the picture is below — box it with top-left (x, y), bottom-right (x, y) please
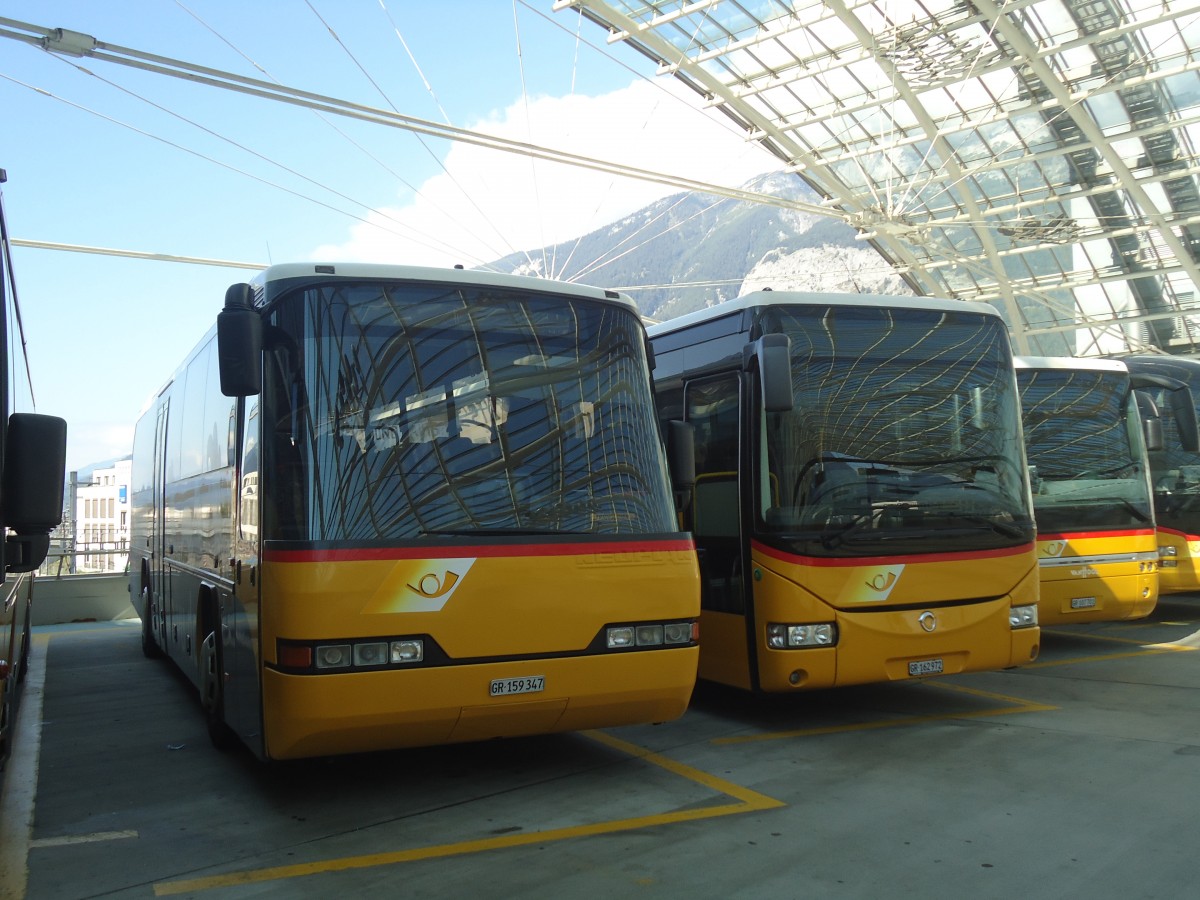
top-left (1027, 628), bottom-right (1199, 669)
top-left (711, 681), bottom-right (1056, 746)
top-left (153, 730), bottom-right (785, 896)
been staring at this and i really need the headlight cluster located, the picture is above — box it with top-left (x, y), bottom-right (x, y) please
top-left (605, 621), bottom-right (698, 649)
top-left (1009, 604), bottom-right (1038, 629)
top-left (766, 623), bottom-right (838, 649)
top-left (277, 638), bottom-right (424, 672)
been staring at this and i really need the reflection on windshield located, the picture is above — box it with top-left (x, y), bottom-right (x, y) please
top-left (755, 305), bottom-right (1033, 555)
top-left (1018, 368), bottom-right (1152, 532)
top-left (263, 282), bottom-right (675, 541)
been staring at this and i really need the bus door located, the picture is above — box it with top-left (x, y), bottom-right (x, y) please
top-left (226, 397), bottom-right (262, 751)
top-left (149, 399), bottom-right (170, 649)
top-left (685, 374), bottom-right (753, 687)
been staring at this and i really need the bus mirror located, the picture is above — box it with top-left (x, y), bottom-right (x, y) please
top-left (2, 412), bottom-right (67, 574)
top-left (1132, 373), bottom-right (1199, 453)
top-left (217, 283), bottom-right (262, 397)
top-left (1134, 390), bottom-right (1165, 452)
top-left (747, 334), bottom-right (794, 412)
top-left (667, 420), bottom-right (695, 492)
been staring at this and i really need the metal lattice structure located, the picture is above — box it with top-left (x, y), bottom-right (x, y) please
top-left (557, 0), bottom-right (1200, 358)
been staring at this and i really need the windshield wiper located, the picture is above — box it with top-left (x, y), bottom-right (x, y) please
top-left (1116, 498), bottom-right (1154, 525)
top-left (949, 514), bottom-right (1030, 540)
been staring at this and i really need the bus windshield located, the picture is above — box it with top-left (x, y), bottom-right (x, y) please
top-left (263, 281), bottom-right (676, 541)
top-left (755, 304), bottom-right (1033, 556)
top-left (1018, 368), bottom-right (1152, 532)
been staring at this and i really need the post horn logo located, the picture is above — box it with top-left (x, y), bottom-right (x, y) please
top-left (867, 572), bottom-right (898, 592)
top-left (407, 571), bottom-right (459, 599)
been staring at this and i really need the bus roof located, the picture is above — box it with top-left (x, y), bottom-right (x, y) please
top-left (249, 263), bottom-right (637, 312)
top-left (645, 290), bottom-right (1002, 337)
top-left (1014, 356), bottom-right (1129, 373)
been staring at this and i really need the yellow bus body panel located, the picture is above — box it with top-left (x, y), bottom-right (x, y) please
top-left (696, 610), bottom-right (754, 689)
top-left (739, 542), bottom-right (1039, 692)
top-left (1156, 527), bottom-right (1200, 594)
top-left (1036, 531), bottom-right (1158, 624)
top-left (258, 543), bottom-right (699, 759)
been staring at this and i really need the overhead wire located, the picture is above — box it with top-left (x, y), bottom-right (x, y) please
top-left (517, 0), bottom-right (793, 285)
top-left (305, 0), bottom-right (533, 268)
top-left (174, 2), bottom-right (427, 200)
top-left (0, 70), bottom-right (481, 265)
top-left (511, 1), bottom-right (551, 277)
top-left (370, 0), bottom-right (541, 269)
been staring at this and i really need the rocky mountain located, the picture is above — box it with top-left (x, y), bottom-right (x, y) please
top-left (487, 172), bottom-right (911, 321)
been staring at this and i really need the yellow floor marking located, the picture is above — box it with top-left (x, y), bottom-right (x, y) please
top-left (1028, 627), bottom-right (1199, 668)
top-left (153, 730), bottom-right (784, 896)
top-left (713, 680), bottom-right (1056, 746)
top-left (1041, 627), bottom-right (1197, 648)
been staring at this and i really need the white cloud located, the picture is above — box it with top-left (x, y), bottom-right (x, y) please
top-left (68, 422), bottom-right (134, 473)
top-left (313, 80), bottom-right (776, 274)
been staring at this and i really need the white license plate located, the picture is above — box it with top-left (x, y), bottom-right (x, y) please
top-left (490, 675), bottom-right (545, 697)
top-left (1071, 596), bottom-right (1097, 609)
top-left (909, 658), bottom-right (944, 676)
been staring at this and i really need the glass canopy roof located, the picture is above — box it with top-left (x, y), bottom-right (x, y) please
top-left (556, 0), bottom-right (1200, 358)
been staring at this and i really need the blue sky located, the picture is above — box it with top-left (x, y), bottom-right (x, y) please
top-left (0, 1), bottom-right (777, 472)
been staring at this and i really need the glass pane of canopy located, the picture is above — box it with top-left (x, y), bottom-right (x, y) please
top-left (559, 0), bottom-right (1200, 358)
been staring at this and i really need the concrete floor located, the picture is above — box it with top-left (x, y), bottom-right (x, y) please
top-left (3, 596), bottom-right (1199, 899)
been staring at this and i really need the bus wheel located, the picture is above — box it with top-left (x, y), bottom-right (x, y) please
top-left (140, 588), bottom-right (162, 659)
top-left (200, 630), bottom-right (237, 751)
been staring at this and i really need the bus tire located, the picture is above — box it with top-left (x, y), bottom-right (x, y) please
top-left (140, 587), bottom-right (163, 659)
top-left (200, 628), bottom-right (238, 751)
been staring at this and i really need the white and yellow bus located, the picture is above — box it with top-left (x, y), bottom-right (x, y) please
top-left (1015, 357), bottom-right (1158, 623)
top-left (649, 292), bottom-right (1039, 692)
top-left (130, 263), bottom-right (699, 761)
top-left (1123, 355), bottom-right (1200, 593)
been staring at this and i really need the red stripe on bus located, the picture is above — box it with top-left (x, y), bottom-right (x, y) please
top-left (263, 537), bottom-right (695, 563)
top-left (1158, 526), bottom-right (1200, 541)
top-left (750, 539), bottom-right (1035, 568)
top-left (1039, 529), bottom-right (1156, 541)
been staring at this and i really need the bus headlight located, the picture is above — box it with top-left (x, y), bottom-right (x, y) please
top-left (390, 639), bottom-right (424, 664)
top-left (1009, 604), bottom-right (1038, 629)
top-left (767, 623), bottom-right (837, 649)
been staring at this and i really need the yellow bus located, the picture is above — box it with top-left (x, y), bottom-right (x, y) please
top-left (1015, 357), bottom-right (1159, 623)
top-left (649, 292), bottom-right (1039, 692)
top-left (1123, 356), bottom-right (1200, 593)
top-left (0, 169), bottom-right (67, 767)
top-left (130, 263), bottom-right (699, 761)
